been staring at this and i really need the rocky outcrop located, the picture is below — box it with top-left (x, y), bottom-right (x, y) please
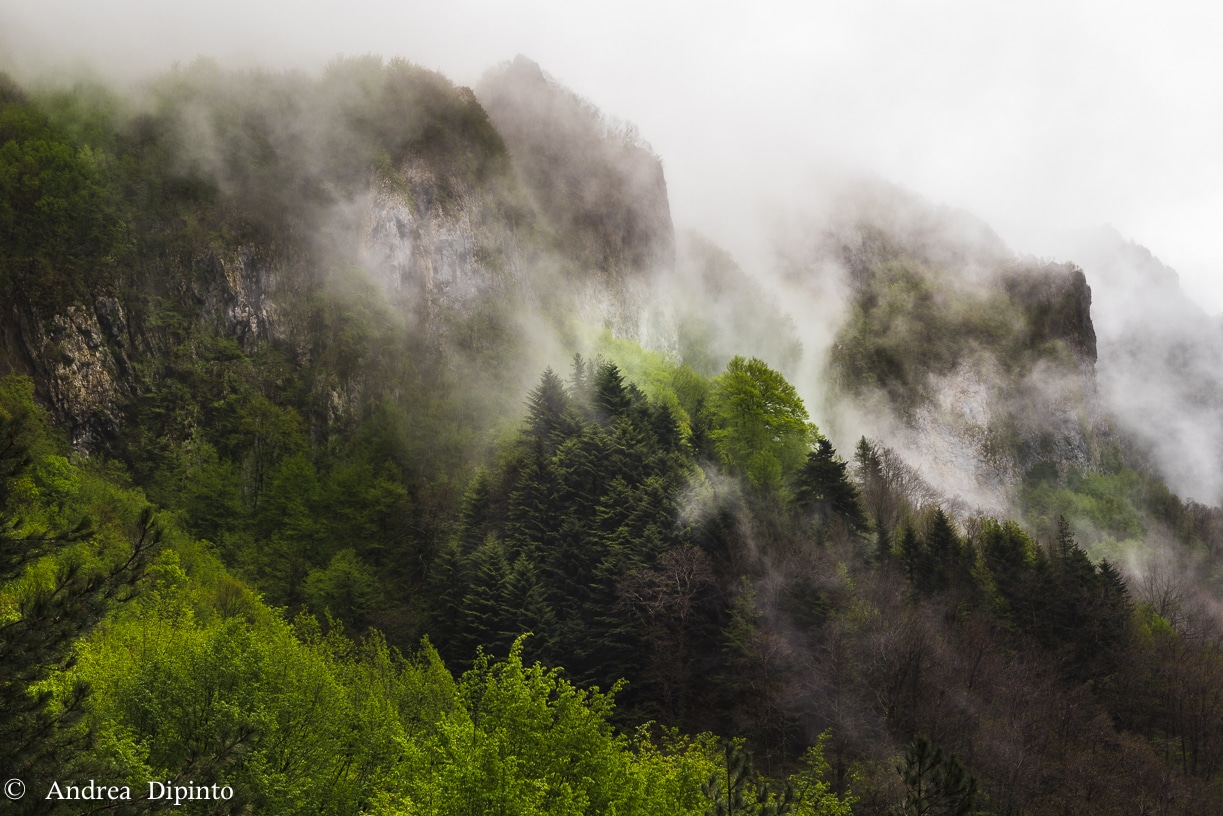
top-left (361, 160), bottom-right (525, 335)
top-left (194, 248), bottom-right (282, 348)
top-left (1064, 227), bottom-right (1223, 505)
top-left (1000, 262), bottom-right (1097, 367)
top-left (2, 294), bottom-right (135, 450)
top-left (790, 182), bottom-right (1109, 512)
top-left (477, 56), bottom-right (676, 339)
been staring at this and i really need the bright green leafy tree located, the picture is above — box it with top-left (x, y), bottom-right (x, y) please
top-left (708, 357), bottom-right (817, 493)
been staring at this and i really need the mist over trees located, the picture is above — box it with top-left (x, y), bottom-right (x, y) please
top-left (2, 54), bottom-right (1223, 816)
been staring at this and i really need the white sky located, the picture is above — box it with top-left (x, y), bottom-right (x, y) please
top-left (3, 0), bottom-right (1222, 312)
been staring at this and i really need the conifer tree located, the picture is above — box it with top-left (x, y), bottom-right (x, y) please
top-left (498, 555), bottom-right (557, 663)
top-left (593, 360), bottom-right (633, 424)
top-left (893, 735), bottom-right (979, 816)
top-left (425, 539), bottom-right (472, 661)
top-left (453, 534), bottom-right (513, 659)
top-left (900, 524), bottom-right (922, 582)
top-left (704, 740), bottom-right (757, 816)
top-left (649, 400), bottom-right (684, 454)
top-left (793, 438), bottom-right (868, 537)
top-left (525, 366), bottom-right (571, 444)
top-left (923, 509), bottom-right (960, 593)
top-left (854, 437), bottom-right (892, 558)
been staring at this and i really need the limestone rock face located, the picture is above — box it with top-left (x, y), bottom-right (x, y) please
top-left (196, 248), bottom-right (280, 348)
top-left (16, 296), bottom-right (133, 450)
top-left (361, 160), bottom-right (525, 336)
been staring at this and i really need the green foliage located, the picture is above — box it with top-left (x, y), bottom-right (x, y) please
top-left (305, 548), bottom-right (383, 628)
top-left (892, 735), bottom-right (979, 816)
top-left (1020, 462), bottom-right (1147, 545)
top-left (596, 330), bottom-right (709, 439)
top-left (0, 93), bottom-right (123, 313)
top-left (59, 601), bottom-right (417, 814)
top-left (793, 438), bottom-right (868, 538)
top-left (829, 256), bottom-right (1085, 414)
top-left (0, 376), bottom-right (160, 794)
top-left (787, 734), bottom-right (858, 816)
top-left (709, 356), bottom-right (818, 494)
top-left (383, 637), bottom-right (715, 816)
top-left (65, 597), bottom-right (720, 816)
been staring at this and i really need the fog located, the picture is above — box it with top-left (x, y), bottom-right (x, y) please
top-left (4, 0), bottom-right (1222, 314)
top-left (5, 0), bottom-right (1223, 515)
top-left (6, 7), bottom-right (1223, 791)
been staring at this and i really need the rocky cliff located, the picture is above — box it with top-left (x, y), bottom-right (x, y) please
top-left (1064, 227), bottom-right (1223, 506)
top-left (783, 182), bottom-right (1110, 512)
top-left (477, 56), bottom-right (679, 352)
top-left (0, 56), bottom-right (686, 455)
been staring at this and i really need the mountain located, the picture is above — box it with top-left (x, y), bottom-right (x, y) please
top-left (0, 55), bottom-right (684, 456)
top-left (1060, 225), bottom-right (1223, 507)
top-left (775, 180), bottom-right (1106, 517)
top-left (4, 56), bottom-right (1223, 816)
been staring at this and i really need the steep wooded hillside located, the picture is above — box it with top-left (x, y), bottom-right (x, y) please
top-left (4, 57), bottom-right (1223, 816)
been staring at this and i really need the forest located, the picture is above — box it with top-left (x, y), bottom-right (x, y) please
top-left (3, 56), bottom-right (1223, 815)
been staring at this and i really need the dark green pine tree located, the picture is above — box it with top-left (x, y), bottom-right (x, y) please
top-left (704, 740), bottom-right (797, 816)
top-left (424, 539), bottom-right (473, 663)
top-left (503, 439), bottom-right (565, 562)
top-left (793, 438), bottom-right (868, 537)
top-left (647, 400), bottom-right (684, 454)
top-left (1097, 558), bottom-right (1129, 606)
top-left (525, 367), bottom-right (574, 445)
top-left (1088, 557), bottom-right (1132, 678)
top-left (854, 437), bottom-right (892, 559)
top-left (498, 555), bottom-right (558, 665)
top-left (455, 534), bottom-right (512, 658)
top-left (550, 424), bottom-right (608, 536)
top-left (1047, 516), bottom-right (1098, 640)
top-left (704, 741), bottom-right (756, 816)
top-left (1054, 514), bottom-right (1076, 559)
top-left (592, 360), bottom-right (634, 425)
top-left (568, 353), bottom-right (592, 409)
top-left (922, 508), bottom-right (961, 593)
top-left (456, 466), bottom-right (498, 552)
top-left (899, 524), bottom-right (923, 582)
top-left (1031, 515), bottom-right (1130, 680)
top-left (893, 734), bottom-right (979, 816)
top-left (604, 412), bottom-right (655, 485)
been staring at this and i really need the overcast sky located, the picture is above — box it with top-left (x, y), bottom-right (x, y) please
top-left (3, 0), bottom-right (1221, 312)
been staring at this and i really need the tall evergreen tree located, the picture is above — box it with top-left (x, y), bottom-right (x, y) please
top-left (498, 555), bottom-right (558, 664)
top-left (525, 367), bottom-right (572, 444)
top-left (793, 438), bottom-right (868, 537)
top-left (592, 360), bottom-right (633, 424)
top-left (921, 509), bottom-right (961, 593)
top-left (457, 534), bottom-right (512, 658)
top-left (893, 735), bottom-right (979, 816)
top-left (854, 437), bottom-right (892, 558)
top-left (899, 524), bottom-right (922, 582)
